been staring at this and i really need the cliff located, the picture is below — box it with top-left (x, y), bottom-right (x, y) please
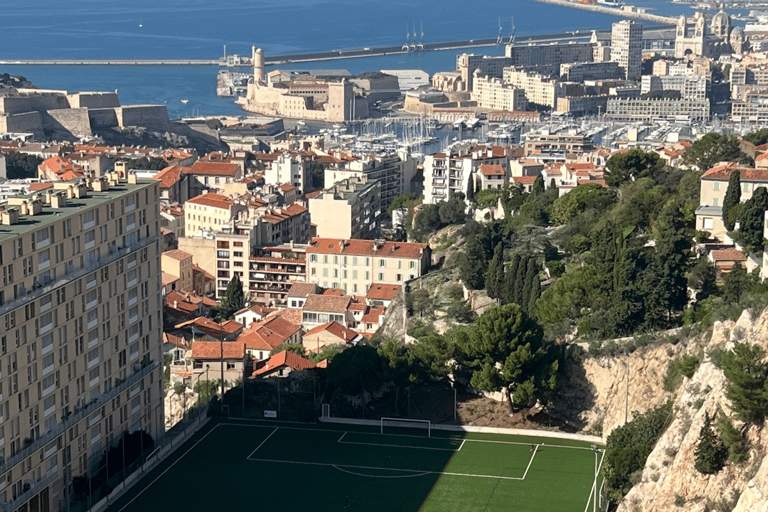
top-left (558, 308), bottom-right (768, 511)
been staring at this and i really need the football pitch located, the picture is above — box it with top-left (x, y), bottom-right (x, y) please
top-left (107, 420), bottom-right (604, 512)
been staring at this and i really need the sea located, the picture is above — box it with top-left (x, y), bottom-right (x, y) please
top-left (0, 0), bottom-right (733, 117)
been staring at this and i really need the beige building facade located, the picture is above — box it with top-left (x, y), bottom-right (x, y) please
top-left (0, 175), bottom-right (163, 512)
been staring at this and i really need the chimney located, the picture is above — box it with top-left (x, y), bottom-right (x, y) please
top-left (128, 172), bottom-right (138, 185)
top-left (51, 192), bottom-right (67, 208)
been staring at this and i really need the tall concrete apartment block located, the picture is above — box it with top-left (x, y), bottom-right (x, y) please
top-left (611, 20), bottom-right (643, 81)
top-left (0, 176), bottom-right (163, 512)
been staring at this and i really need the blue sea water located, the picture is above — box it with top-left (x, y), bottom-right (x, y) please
top-left (1, 0), bottom-right (700, 115)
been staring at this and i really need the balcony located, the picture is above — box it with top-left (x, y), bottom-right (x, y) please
top-left (0, 471), bottom-right (58, 512)
top-left (0, 362), bottom-right (157, 477)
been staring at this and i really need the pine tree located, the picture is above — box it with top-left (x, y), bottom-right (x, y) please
top-left (717, 410), bottom-right (749, 463)
top-left (721, 342), bottom-right (768, 424)
top-left (549, 178), bottom-right (558, 196)
top-left (216, 274), bottom-right (246, 321)
top-left (722, 170), bottom-right (741, 232)
top-left (486, 243), bottom-right (505, 300)
top-left (723, 262), bottom-right (748, 304)
top-left (694, 412), bottom-right (727, 474)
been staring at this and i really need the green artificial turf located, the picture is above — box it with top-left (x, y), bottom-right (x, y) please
top-left (106, 420), bottom-right (603, 512)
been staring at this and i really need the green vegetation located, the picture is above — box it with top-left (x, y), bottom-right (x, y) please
top-left (603, 401), bottom-right (672, 503)
top-left (212, 275), bottom-right (246, 322)
top-left (694, 412), bottom-right (727, 474)
top-left (4, 151), bottom-right (43, 179)
top-left (717, 409), bottom-right (749, 464)
top-left (662, 355), bottom-right (700, 392)
top-left (682, 132), bottom-right (753, 171)
top-left (721, 342), bottom-right (768, 424)
top-left (722, 170), bottom-right (741, 232)
top-left (125, 156), bottom-right (168, 170)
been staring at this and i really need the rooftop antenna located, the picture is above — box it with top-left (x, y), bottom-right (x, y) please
top-left (497, 17), bottom-right (503, 44)
top-left (508, 16), bottom-right (516, 45)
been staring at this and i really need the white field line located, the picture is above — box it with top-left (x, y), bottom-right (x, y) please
top-left (458, 439), bottom-right (467, 451)
top-left (338, 439), bottom-right (458, 452)
top-left (338, 431), bottom-right (347, 443)
top-left (521, 444), bottom-right (539, 480)
top-left (247, 427), bottom-right (279, 459)
top-left (247, 457), bottom-right (526, 481)
top-left (583, 449), bottom-right (607, 512)
top-left (116, 424), bottom-right (221, 512)
top-left (333, 465), bottom-right (432, 479)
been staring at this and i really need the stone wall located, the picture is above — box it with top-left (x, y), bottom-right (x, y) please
top-left (88, 108), bottom-right (119, 128)
top-left (67, 92), bottom-right (120, 109)
top-left (0, 111), bottom-right (44, 136)
top-left (116, 105), bottom-right (170, 130)
top-left (43, 108), bottom-right (92, 137)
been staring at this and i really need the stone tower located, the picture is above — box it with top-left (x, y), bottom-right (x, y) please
top-left (253, 46), bottom-right (265, 84)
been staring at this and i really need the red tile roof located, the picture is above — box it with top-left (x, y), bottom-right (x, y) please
top-left (512, 176), bottom-right (537, 184)
top-left (163, 249), bottom-right (193, 261)
top-left (303, 294), bottom-right (351, 313)
top-left (154, 165), bottom-right (188, 189)
top-left (252, 350), bottom-right (316, 376)
top-left (174, 317), bottom-right (243, 339)
top-left (191, 341), bottom-right (244, 360)
top-left (479, 164), bottom-right (505, 177)
top-left (701, 163), bottom-right (768, 182)
top-left (239, 315), bottom-right (301, 351)
top-left (270, 308), bottom-right (303, 325)
top-left (189, 161), bottom-right (240, 177)
top-left (28, 182), bottom-right (54, 192)
top-left (711, 248), bottom-right (747, 262)
top-left (307, 238), bottom-right (428, 259)
top-left (286, 282), bottom-right (321, 298)
top-left (163, 332), bottom-right (190, 349)
top-left (187, 193), bottom-right (234, 209)
top-left (366, 283), bottom-right (402, 301)
top-left (303, 321), bottom-right (361, 342)
top-left (361, 305), bottom-right (386, 324)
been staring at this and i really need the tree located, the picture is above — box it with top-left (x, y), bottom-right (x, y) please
top-left (694, 412), bottom-right (727, 474)
top-left (722, 170), bottom-right (741, 232)
top-left (407, 333), bottom-right (455, 382)
top-left (438, 192), bottom-right (467, 226)
top-left (173, 381), bottom-right (189, 415)
top-left (723, 262), bottom-right (748, 304)
top-left (467, 174), bottom-right (475, 202)
top-left (215, 275), bottom-right (246, 321)
top-left (737, 204), bottom-right (767, 254)
top-left (549, 183), bottom-right (616, 224)
top-left (387, 192), bottom-right (419, 216)
top-left (459, 235), bottom-right (486, 290)
top-left (458, 304), bottom-right (558, 406)
top-left (717, 410), bottom-right (749, 463)
top-left (270, 342), bottom-right (306, 356)
top-left (410, 287), bottom-right (434, 318)
top-left (682, 133), bottom-right (752, 171)
top-left (327, 345), bottom-right (384, 401)
top-left (644, 202), bottom-right (691, 325)
top-left (125, 157), bottom-right (168, 171)
top-left (4, 152), bottom-right (43, 179)
top-left (688, 257), bottom-right (718, 301)
top-left (486, 243), bottom-right (505, 300)
top-left (536, 264), bottom-right (600, 325)
top-left (412, 203), bottom-right (441, 240)
top-left (721, 342), bottom-right (768, 424)
top-left (605, 149), bottom-right (664, 187)
top-left (531, 175), bottom-right (545, 196)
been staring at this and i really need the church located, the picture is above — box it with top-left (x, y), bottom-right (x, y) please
top-left (675, 7), bottom-right (746, 58)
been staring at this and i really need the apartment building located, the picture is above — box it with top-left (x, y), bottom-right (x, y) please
top-left (696, 163), bottom-right (768, 240)
top-left (455, 53), bottom-right (515, 93)
top-left (308, 176), bottom-right (382, 240)
top-left (262, 151), bottom-right (313, 193)
top-left (559, 61), bottom-right (624, 82)
top-left (472, 75), bottom-right (528, 112)
top-left (423, 145), bottom-right (510, 204)
top-left (305, 238), bottom-right (431, 294)
top-left (640, 75), bottom-right (709, 101)
top-left (523, 135), bottom-right (594, 159)
top-left (732, 87), bottom-right (768, 123)
top-left (0, 175), bottom-right (163, 512)
top-left (504, 42), bottom-right (594, 75)
top-left (502, 68), bottom-right (564, 109)
top-left (161, 250), bottom-right (193, 293)
top-left (606, 98), bottom-right (710, 122)
top-left (611, 20), bottom-right (643, 81)
top-left (183, 193), bottom-right (247, 235)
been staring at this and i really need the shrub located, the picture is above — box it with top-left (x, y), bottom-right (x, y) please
top-left (674, 494), bottom-right (686, 506)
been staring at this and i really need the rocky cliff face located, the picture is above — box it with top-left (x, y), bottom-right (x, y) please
top-left (565, 309), bottom-right (768, 511)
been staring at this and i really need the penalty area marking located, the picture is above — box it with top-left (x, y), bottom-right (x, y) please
top-left (247, 457), bottom-right (530, 481)
top-left (246, 427), bottom-right (279, 459)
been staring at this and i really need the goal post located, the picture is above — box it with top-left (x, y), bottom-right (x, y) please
top-left (380, 417), bottom-right (431, 437)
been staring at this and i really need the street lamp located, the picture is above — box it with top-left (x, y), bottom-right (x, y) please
top-left (591, 444), bottom-right (600, 512)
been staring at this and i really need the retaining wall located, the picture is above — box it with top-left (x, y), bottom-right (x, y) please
top-left (319, 416), bottom-right (604, 445)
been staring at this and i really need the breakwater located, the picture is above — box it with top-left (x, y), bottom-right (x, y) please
top-left (526, 0), bottom-right (677, 25)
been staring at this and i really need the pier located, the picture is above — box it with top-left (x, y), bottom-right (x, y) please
top-left (526, 0), bottom-right (677, 25)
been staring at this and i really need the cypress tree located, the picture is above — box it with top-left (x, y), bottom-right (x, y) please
top-left (467, 174), bottom-right (475, 203)
top-left (486, 243), bottom-right (505, 300)
top-left (527, 272), bottom-right (541, 317)
top-left (723, 262), bottom-right (748, 304)
top-left (717, 410), bottom-right (748, 463)
top-left (722, 170), bottom-right (741, 232)
top-left (505, 253), bottom-right (521, 306)
top-left (549, 178), bottom-right (558, 195)
top-left (694, 412), bottom-right (727, 475)
top-left (460, 235), bottom-right (486, 290)
top-left (522, 257), bottom-right (537, 308)
top-left (531, 175), bottom-right (545, 196)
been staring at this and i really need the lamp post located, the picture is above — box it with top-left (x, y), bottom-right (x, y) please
top-left (591, 444), bottom-right (599, 512)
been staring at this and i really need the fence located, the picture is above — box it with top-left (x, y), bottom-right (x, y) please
top-left (64, 404), bottom-right (209, 512)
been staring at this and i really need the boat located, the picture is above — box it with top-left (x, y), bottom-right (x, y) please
top-left (181, 99), bottom-right (189, 104)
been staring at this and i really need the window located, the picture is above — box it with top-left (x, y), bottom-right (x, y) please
top-left (703, 217), bottom-right (714, 230)
top-left (712, 198), bottom-right (719, 207)
top-left (379, 259), bottom-right (385, 267)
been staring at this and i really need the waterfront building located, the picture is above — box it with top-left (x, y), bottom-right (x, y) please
top-left (502, 68), bottom-right (564, 109)
top-left (674, 9), bottom-right (745, 58)
top-left (556, 95), bottom-right (610, 116)
top-left (0, 174), bottom-right (163, 512)
top-left (560, 61), bottom-right (624, 83)
top-left (606, 97), bottom-right (710, 121)
top-left (305, 238), bottom-right (430, 294)
top-left (472, 74), bottom-right (528, 112)
top-left (611, 20), bottom-right (643, 81)
top-left (523, 135), bottom-right (594, 160)
top-left (504, 42), bottom-right (594, 75)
